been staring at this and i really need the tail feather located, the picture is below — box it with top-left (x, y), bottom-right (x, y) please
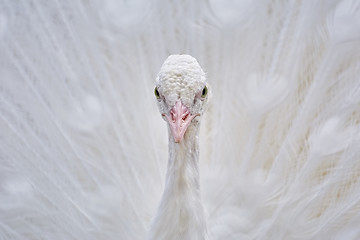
top-left (1, 0), bottom-right (360, 239)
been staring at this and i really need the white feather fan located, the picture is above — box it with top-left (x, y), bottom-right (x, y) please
top-left (1, 0), bottom-right (360, 239)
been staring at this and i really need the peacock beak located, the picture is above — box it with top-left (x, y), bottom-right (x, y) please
top-left (165, 100), bottom-right (197, 143)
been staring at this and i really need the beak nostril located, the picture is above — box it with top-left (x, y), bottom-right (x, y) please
top-left (182, 113), bottom-right (189, 121)
top-left (165, 100), bottom-right (196, 143)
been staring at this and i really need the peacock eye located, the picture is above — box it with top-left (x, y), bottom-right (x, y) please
top-left (154, 87), bottom-right (160, 99)
top-left (201, 86), bottom-right (208, 98)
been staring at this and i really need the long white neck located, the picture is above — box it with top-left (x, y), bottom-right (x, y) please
top-left (148, 123), bottom-right (208, 240)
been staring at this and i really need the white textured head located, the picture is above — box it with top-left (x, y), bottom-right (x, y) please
top-left (155, 55), bottom-right (209, 143)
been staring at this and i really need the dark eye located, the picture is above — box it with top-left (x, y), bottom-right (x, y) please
top-left (154, 87), bottom-right (160, 99)
top-left (201, 86), bottom-right (208, 98)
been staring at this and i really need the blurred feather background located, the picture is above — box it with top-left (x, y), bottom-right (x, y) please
top-left (1, 0), bottom-right (360, 239)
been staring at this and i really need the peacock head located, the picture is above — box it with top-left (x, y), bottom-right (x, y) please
top-left (154, 54), bottom-right (209, 143)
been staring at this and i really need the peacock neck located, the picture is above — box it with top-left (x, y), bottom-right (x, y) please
top-left (148, 123), bottom-right (208, 240)
top-left (166, 124), bottom-right (201, 197)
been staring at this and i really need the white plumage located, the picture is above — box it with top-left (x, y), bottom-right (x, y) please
top-left (149, 55), bottom-right (209, 240)
top-left (1, 1), bottom-right (360, 240)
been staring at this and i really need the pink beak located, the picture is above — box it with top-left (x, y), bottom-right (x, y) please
top-left (165, 100), bottom-right (197, 143)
